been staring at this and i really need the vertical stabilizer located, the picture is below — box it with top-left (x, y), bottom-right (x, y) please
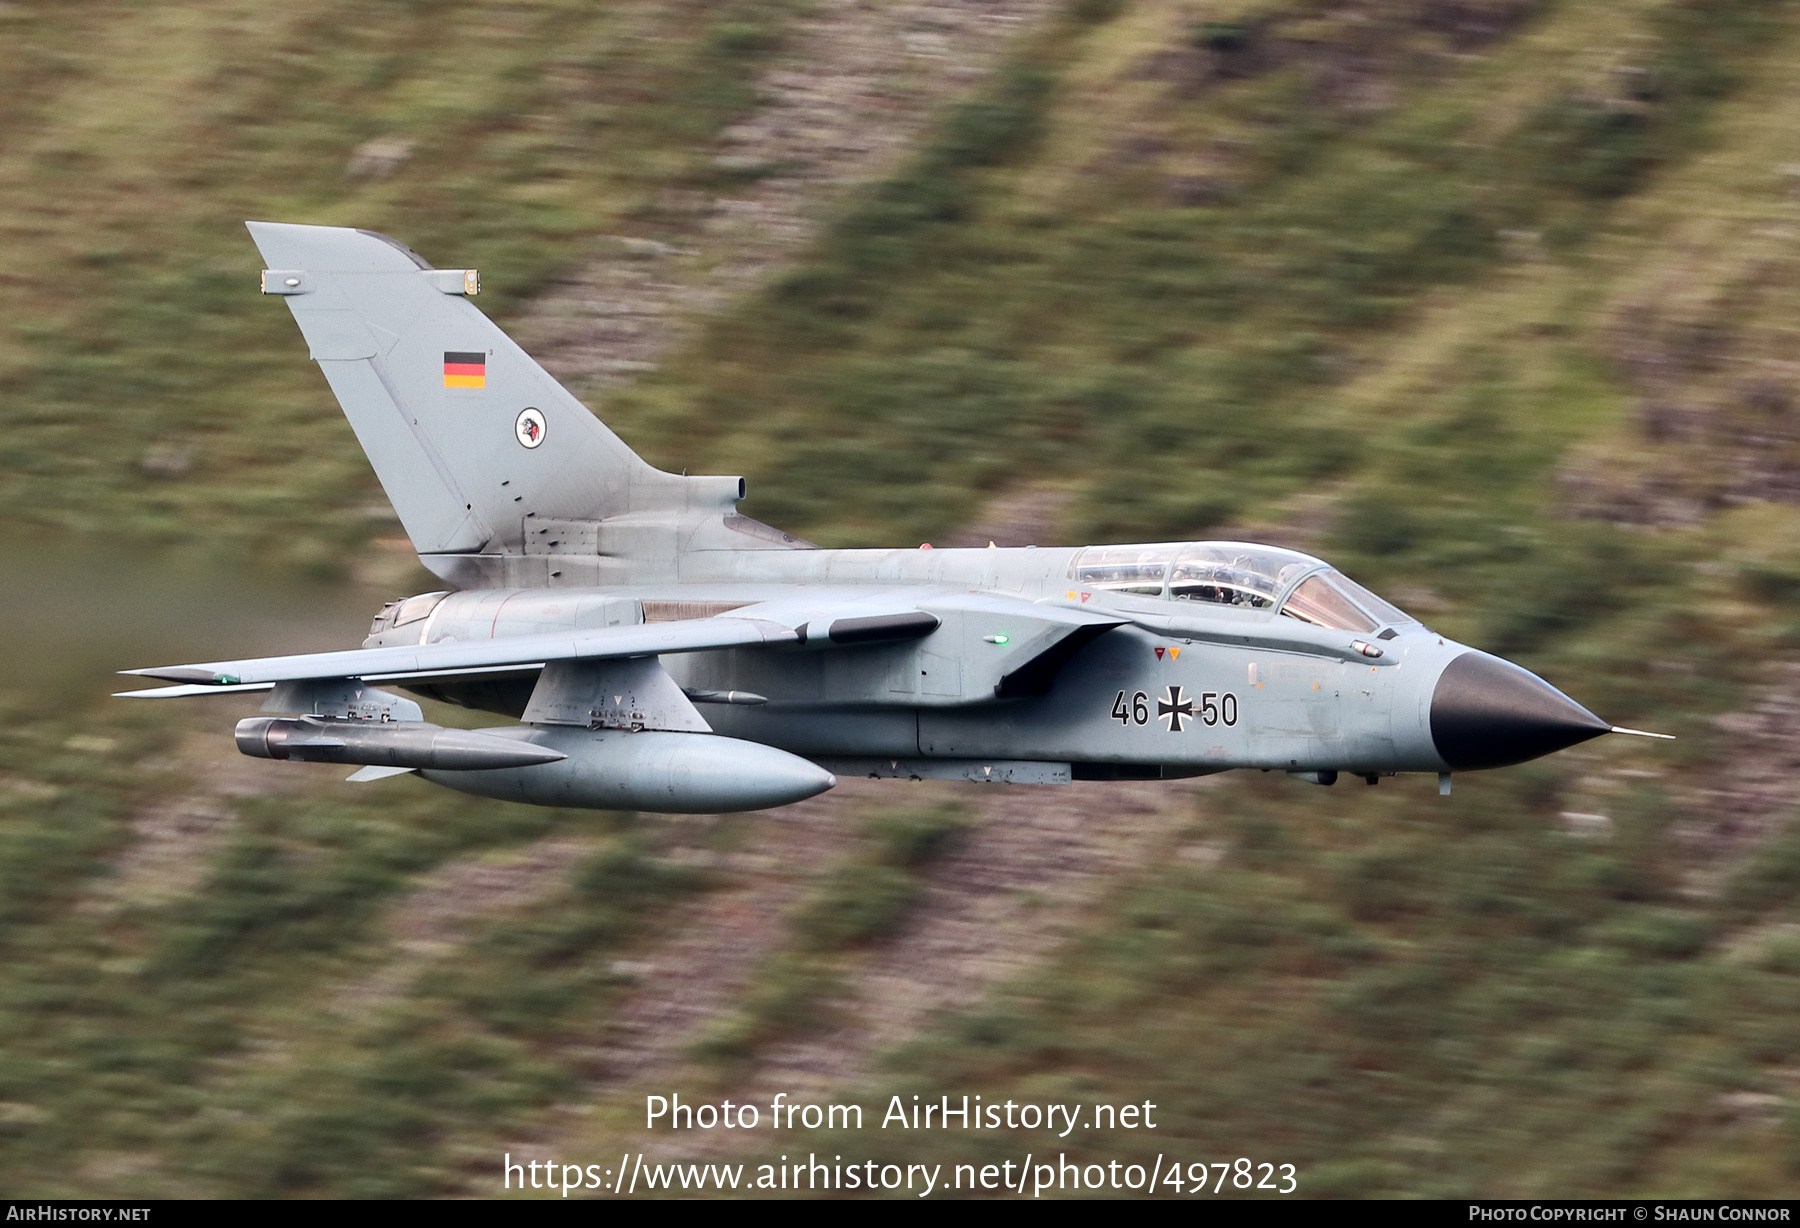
top-left (247, 221), bottom-right (755, 584)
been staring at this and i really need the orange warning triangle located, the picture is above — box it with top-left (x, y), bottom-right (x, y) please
top-left (1169, 646), bottom-right (1180, 660)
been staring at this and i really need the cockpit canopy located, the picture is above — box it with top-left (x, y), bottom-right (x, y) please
top-left (1068, 542), bottom-right (1413, 633)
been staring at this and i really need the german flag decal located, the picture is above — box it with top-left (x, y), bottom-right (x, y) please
top-left (443, 351), bottom-right (486, 389)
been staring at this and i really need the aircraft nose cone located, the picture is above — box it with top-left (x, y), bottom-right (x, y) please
top-left (1430, 651), bottom-right (1609, 771)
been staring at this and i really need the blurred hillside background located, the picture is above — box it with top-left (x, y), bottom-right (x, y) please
top-left (5, 0), bottom-right (1800, 1197)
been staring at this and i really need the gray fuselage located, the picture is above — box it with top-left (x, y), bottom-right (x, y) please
top-left (371, 544), bottom-right (1467, 778)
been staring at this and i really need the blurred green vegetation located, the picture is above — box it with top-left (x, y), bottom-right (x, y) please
top-left (197, 831), bottom-right (711, 1197)
top-left (0, 0), bottom-right (800, 574)
top-left (0, 699), bottom-right (712, 1196)
top-left (780, 772), bottom-right (1800, 1196)
top-left (623, 0), bottom-right (1782, 549)
top-left (695, 805), bottom-right (968, 1067)
top-left (6, 0), bottom-right (1800, 1201)
top-left (569, 0), bottom-right (1800, 1197)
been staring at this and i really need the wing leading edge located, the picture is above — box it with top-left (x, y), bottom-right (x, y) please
top-left (119, 616), bottom-right (800, 690)
top-left (118, 593), bottom-right (1128, 706)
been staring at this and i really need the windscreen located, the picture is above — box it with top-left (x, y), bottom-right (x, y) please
top-left (1328, 573), bottom-right (1415, 626)
top-left (1280, 574), bottom-right (1378, 632)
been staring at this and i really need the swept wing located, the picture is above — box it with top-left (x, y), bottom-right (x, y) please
top-left (120, 616), bottom-right (800, 689)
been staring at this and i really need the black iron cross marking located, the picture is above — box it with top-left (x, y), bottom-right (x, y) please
top-left (1158, 685), bottom-right (1193, 732)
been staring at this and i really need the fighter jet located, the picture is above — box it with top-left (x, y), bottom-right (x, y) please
top-left (117, 223), bottom-right (1667, 812)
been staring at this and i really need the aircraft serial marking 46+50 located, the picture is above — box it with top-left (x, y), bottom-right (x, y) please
top-left (118, 223), bottom-right (1667, 813)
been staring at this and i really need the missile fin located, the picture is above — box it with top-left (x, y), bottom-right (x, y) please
top-left (347, 765), bottom-right (417, 783)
